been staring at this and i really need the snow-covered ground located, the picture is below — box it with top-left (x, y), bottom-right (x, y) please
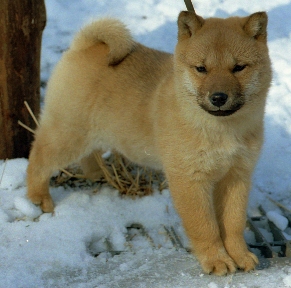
top-left (1, 0), bottom-right (291, 287)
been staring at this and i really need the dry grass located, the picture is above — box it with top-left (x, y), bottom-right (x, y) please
top-left (93, 151), bottom-right (167, 196)
top-left (51, 151), bottom-right (167, 197)
top-left (19, 101), bottom-right (168, 197)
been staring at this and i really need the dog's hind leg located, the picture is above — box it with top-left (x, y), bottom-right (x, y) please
top-left (27, 125), bottom-right (93, 212)
top-left (80, 150), bottom-right (104, 181)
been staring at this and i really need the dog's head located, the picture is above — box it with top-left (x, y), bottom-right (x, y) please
top-left (174, 10), bottom-right (272, 117)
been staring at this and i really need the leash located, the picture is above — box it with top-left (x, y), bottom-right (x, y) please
top-left (184, 0), bottom-right (194, 11)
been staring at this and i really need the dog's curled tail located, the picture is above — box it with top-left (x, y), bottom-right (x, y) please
top-left (70, 18), bottom-right (136, 65)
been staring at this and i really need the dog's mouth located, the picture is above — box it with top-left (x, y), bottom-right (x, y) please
top-left (200, 104), bottom-right (243, 117)
top-left (207, 109), bottom-right (238, 116)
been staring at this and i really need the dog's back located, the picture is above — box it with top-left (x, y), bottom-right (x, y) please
top-left (40, 19), bottom-right (172, 169)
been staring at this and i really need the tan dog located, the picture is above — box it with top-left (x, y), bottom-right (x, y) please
top-left (27, 9), bottom-right (271, 275)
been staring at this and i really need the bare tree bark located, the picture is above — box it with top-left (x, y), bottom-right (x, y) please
top-left (0, 0), bottom-right (46, 159)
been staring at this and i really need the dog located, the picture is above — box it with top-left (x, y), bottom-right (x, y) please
top-left (27, 9), bottom-right (272, 275)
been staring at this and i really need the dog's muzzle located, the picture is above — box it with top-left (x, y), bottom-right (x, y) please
top-left (199, 92), bottom-right (244, 117)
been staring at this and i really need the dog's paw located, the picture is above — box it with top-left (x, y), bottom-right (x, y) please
top-left (27, 193), bottom-right (54, 213)
top-left (199, 249), bottom-right (237, 276)
top-left (231, 250), bottom-right (259, 272)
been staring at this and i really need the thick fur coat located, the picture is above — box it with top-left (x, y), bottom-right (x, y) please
top-left (27, 10), bottom-right (272, 275)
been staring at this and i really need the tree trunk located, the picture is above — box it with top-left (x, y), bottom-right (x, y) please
top-left (0, 0), bottom-right (46, 159)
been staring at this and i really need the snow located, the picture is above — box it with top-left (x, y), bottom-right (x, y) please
top-left (0, 158), bottom-right (28, 190)
top-left (14, 196), bottom-right (43, 220)
top-left (267, 211), bottom-right (289, 231)
top-left (208, 282), bottom-right (219, 288)
top-left (284, 274), bottom-right (291, 287)
top-left (1, 0), bottom-right (291, 287)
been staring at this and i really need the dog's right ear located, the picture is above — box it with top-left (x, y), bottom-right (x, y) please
top-left (178, 11), bottom-right (205, 40)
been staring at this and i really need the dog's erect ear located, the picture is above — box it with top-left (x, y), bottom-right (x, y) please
top-left (243, 12), bottom-right (268, 42)
top-left (178, 11), bottom-right (205, 40)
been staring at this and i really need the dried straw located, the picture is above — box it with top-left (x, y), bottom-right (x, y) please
top-left (24, 101), bottom-right (40, 127)
top-left (18, 121), bottom-right (35, 134)
top-left (267, 196), bottom-right (291, 213)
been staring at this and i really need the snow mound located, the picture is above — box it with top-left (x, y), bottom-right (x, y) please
top-left (14, 196), bottom-right (43, 219)
top-left (0, 158), bottom-right (28, 190)
top-left (267, 210), bottom-right (289, 231)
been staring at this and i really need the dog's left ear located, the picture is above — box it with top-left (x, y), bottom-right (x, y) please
top-left (178, 11), bottom-right (205, 41)
top-left (243, 12), bottom-right (268, 42)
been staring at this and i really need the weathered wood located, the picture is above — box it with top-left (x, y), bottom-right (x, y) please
top-left (0, 0), bottom-right (46, 159)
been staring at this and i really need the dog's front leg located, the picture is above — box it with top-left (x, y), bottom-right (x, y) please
top-left (214, 167), bottom-right (259, 271)
top-left (167, 172), bottom-right (236, 275)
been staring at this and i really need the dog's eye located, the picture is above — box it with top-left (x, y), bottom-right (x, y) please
top-left (195, 66), bottom-right (207, 73)
top-left (232, 64), bottom-right (246, 73)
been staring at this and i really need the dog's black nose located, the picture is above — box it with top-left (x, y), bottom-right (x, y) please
top-left (210, 93), bottom-right (228, 107)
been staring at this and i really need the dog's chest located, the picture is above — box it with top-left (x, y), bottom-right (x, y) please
top-left (189, 131), bottom-right (246, 177)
